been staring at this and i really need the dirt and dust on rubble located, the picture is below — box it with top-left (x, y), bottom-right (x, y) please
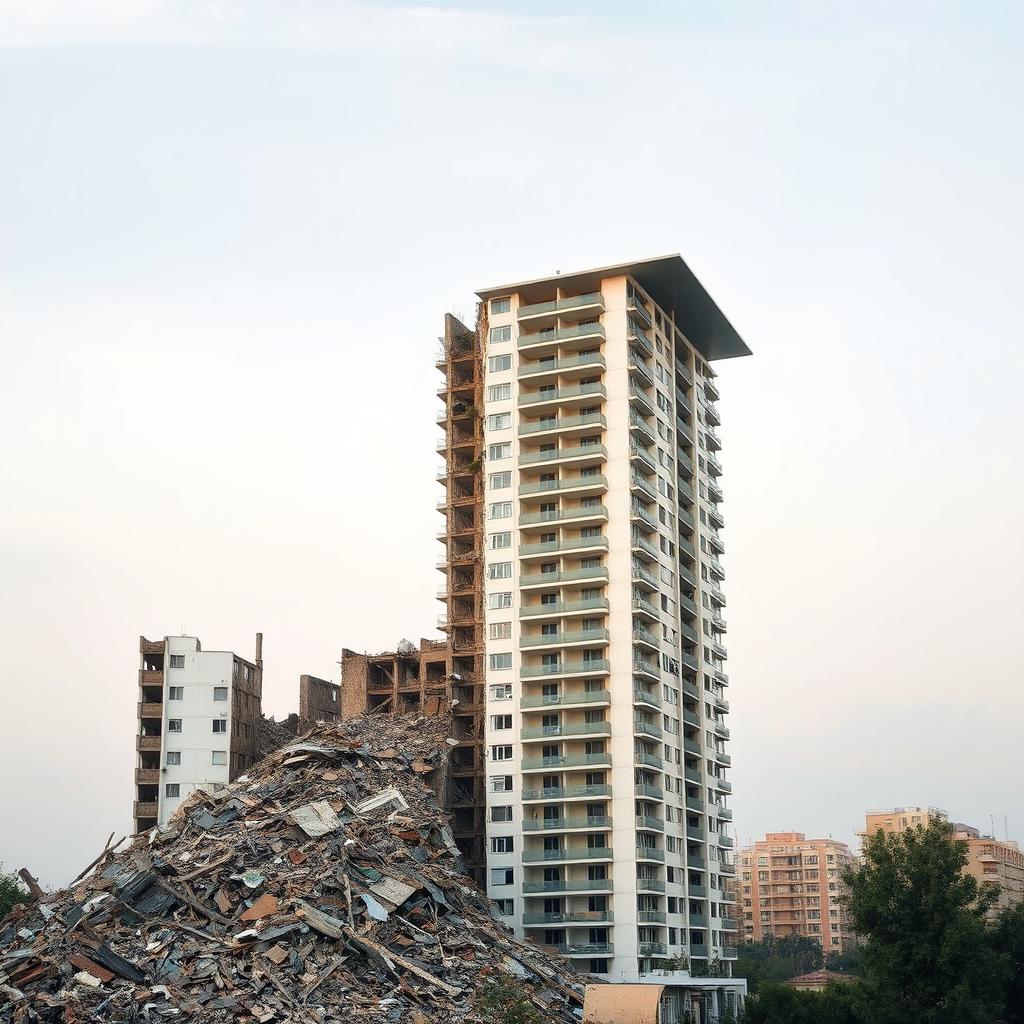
top-left (0, 715), bottom-right (592, 1023)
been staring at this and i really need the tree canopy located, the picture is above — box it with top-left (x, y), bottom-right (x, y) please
top-left (0, 868), bottom-right (28, 921)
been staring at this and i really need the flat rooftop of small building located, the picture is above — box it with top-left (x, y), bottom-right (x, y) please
top-left (476, 253), bottom-right (751, 361)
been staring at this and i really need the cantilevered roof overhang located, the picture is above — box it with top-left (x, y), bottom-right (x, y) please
top-left (476, 254), bottom-right (751, 361)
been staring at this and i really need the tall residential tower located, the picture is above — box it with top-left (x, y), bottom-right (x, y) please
top-left (459, 256), bottom-right (749, 982)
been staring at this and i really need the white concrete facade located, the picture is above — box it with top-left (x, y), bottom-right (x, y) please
top-left (156, 636), bottom-right (235, 824)
top-left (478, 263), bottom-right (742, 982)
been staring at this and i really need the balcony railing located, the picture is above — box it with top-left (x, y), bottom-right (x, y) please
top-left (521, 752), bottom-right (612, 771)
top-left (520, 537), bottom-right (608, 557)
top-left (519, 504), bottom-right (608, 527)
top-left (522, 815), bottom-right (612, 831)
top-left (522, 846), bottom-right (613, 863)
top-left (636, 846), bottom-right (665, 862)
top-left (518, 352), bottom-right (606, 377)
top-left (522, 878), bottom-right (612, 894)
top-left (520, 721), bottom-right (611, 740)
top-left (520, 690), bottom-right (610, 710)
top-left (517, 292), bottom-right (604, 319)
top-left (519, 382), bottom-right (607, 407)
top-left (519, 443), bottom-right (607, 466)
top-left (520, 567), bottom-right (609, 587)
top-left (634, 783), bottom-right (663, 799)
top-left (520, 598), bottom-right (610, 619)
top-left (519, 413), bottom-right (606, 436)
top-left (518, 322), bottom-right (607, 348)
top-left (519, 475), bottom-right (608, 496)
top-left (522, 783), bottom-right (612, 801)
top-left (522, 911), bottom-right (614, 924)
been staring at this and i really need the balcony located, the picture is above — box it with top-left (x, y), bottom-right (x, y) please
top-left (520, 598), bottom-right (610, 619)
top-left (721, 916), bottom-right (738, 931)
top-left (555, 943), bottom-right (614, 957)
top-left (629, 411), bottom-right (655, 443)
top-left (522, 911), bottom-right (614, 925)
top-left (634, 752), bottom-right (663, 770)
top-left (522, 846), bottom-right (613, 863)
top-left (521, 628), bottom-right (609, 651)
top-left (522, 783), bottom-right (612, 802)
top-left (518, 351), bottom-right (606, 380)
top-left (634, 783), bottom-right (664, 800)
top-left (722, 945), bottom-right (739, 960)
top-left (630, 502), bottom-right (658, 530)
top-left (134, 768), bottom-right (160, 786)
top-left (717, 806), bottom-right (733, 822)
top-left (686, 795), bottom-right (704, 812)
top-left (631, 531), bottom-right (660, 561)
top-left (628, 386), bottom-right (655, 416)
top-left (520, 536), bottom-right (608, 558)
top-left (631, 561), bottom-right (658, 592)
top-left (519, 443), bottom-right (607, 467)
top-left (630, 471), bottom-right (658, 502)
top-left (521, 659), bottom-right (611, 679)
top-left (522, 815), bottom-right (612, 831)
top-left (636, 878), bottom-right (666, 893)
top-left (519, 412), bottom-right (606, 438)
top-left (522, 878), bottom-right (613, 894)
top-left (519, 382), bottom-right (607, 412)
top-left (712, 749), bottom-right (732, 767)
top-left (133, 800), bottom-right (159, 819)
top-left (517, 292), bottom-right (604, 321)
top-left (713, 778), bottom-right (733, 794)
top-left (137, 702), bottom-right (164, 719)
top-left (718, 835), bottom-right (734, 849)
top-left (136, 735), bottom-right (162, 752)
top-left (636, 846), bottom-right (665, 862)
top-left (519, 475), bottom-right (608, 498)
top-left (632, 687), bottom-right (661, 709)
top-left (632, 593), bottom-right (659, 622)
top-left (627, 320), bottom-right (653, 357)
top-left (632, 627), bottom-right (660, 653)
top-left (521, 752), bottom-right (613, 772)
top-left (633, 718), bottom-right (662, 739)
top-left (637, 911), bottom-right (666, 924)
top-left (520, 690), bottom-right (610, 710)
top-left (629, 442), bottom-right (657, 473)
top-left (519, 505), bottom-right (608, 528)
top-left (632, 659), bottom-right (659, 682)
top-left (518, 322), bottom-right (606, 351)
top-left (521, 721), bottom-right (611, 741)
top-left (520, 566), bottom-right (608, 588)
top-left (628, 351), bottom-right (654, 387)
top-left (627, 294), bottom-right (652, 328)
top-left (636, 815), bottom-right (664, 832)
top-left (683, 738), bottom-right (702, 756)
top-left (686, 826), bottom-right (705, 842)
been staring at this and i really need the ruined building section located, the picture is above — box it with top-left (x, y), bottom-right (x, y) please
top-left (298, 674), bottom-right (341, 725)
top-left (134, 633), bottom-right (263, 834)
top-left (436, 309), bottom-right (488, 885)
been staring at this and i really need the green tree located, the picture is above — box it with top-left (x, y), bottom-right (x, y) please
top-left (0, 868), bottom-right (28, 920)
top-left (732, 934), bottom-right (824, 993)
top-left (843, 820), bottom-right (1004, 1024)
top-left (475, 979), bottom-right (541, 1024)
top-left (992, 901), bottom-right (1024, 1024)
top-left (742, 981), bottom-right (864, 1024)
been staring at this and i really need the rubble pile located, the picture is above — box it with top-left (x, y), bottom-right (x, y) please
top-left (0, 716), bottom-right (587, 1023)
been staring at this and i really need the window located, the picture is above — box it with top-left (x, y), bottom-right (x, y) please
top-left (490, 683), bottom-right (513, 700)
top-left (489, 653), bottom-right (512, 671)
top-left (212, 720), bottom-right (227, 734)
top-left (165, 784), bottom-right (180, 798)
top-left (489, 502), bottom-right (512, 519)
top-left (490, 297), bottom-right (511, 314)
top-left (489, 622), bottom-right (512, 640)
top-left (490, 775), bottom-right (513, 792)
top-left (488, 383), bottom-right (512, 402)
top-left (491, 867), bottom-right (514, 886)
top-left (169, 654), bottom-right (185, 669)
top-left (487, 412), bottom-right (511, 431)
top-left (168, 686), bottom-right (183, 700)
top-left (489, 471), bottom-right (512, 489)
top-left (489, 353), bottom-right (512, 372)
top-left (490, 325), bottom-right (511, 343)
top-left (496, 898), bottom-right (514, 915)
top-left (213, 686), bottom-right (228, 701)
top-left (491, 714), bottom-right (512, 730)
top-left (491, 836), bottom-right (515, 853)
top-left (211, 750), bottom-right (228, 766)
top-left (491, 745), bottom-right (513, 761)
top-left (489, 592), bottom-right (513, 609)
top-left (488, 442), bottom-right (511, 461)
top-left (168, 719), bottom-right (182, 733)
top-left (491, 805), bottom-right (513, 822)
top-left (165, 751), bottom-right (181, 766)
top-left (489, 561), bottom-right (512, 579)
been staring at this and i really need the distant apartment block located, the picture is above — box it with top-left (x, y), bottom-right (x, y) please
top-left (134, 634), bottom-right (263, 832)
top-left (740, 833), bottom-right (856, 952)
top-left (861, 807), bottom-right (1024, 917)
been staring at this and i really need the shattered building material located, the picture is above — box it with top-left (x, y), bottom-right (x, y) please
top-left (340, 634), bottom-right (485, 885)
top-left (0, 715), bottom-right (588, 1023)
top-left (135, 633), bottom-right (264, 833)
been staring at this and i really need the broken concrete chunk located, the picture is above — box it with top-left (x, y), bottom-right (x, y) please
top-left (289, 800), bottom-right (341, 838)
top-left (354, 787), bottom-right (409, 816)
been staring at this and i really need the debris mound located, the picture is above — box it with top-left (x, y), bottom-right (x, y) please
top-left (0, 716), bottom-right (586, 1022)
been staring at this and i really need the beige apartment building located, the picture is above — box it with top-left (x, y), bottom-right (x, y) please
top-left (861, 807), bottom-right (1024, 916)
top-left (455, 255), bottom-right (749, 982)
top-left (740, 833), bottom-right (856, 952)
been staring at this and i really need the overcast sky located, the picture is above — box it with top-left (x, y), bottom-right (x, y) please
top-left (1, 0), bottom-right (1022, 887)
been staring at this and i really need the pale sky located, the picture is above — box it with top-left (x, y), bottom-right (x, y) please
top-left (1, 0), bottom-right (1022, 887)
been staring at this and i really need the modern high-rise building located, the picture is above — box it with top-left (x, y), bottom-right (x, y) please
top-left (134, 634), bottom-right (263, 832)
top-left (739, 833), bottom-right (856, 952)
top-left (449, 255), bottom-right (750, 982)
top-left (858, 805), bottom-right (948, 838)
